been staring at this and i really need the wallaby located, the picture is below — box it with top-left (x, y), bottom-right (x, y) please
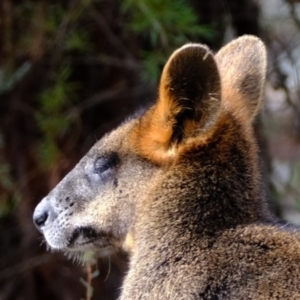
top-left (33, 35), bottom-right (300, 299)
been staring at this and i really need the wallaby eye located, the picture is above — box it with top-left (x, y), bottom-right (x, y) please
top-left (94, 158), bottom-right (111, 174)
top-left (93, 153), bottom-right (119, 179)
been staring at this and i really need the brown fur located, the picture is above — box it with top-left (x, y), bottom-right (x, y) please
top-left (33, 36), bottom-right (300, 299)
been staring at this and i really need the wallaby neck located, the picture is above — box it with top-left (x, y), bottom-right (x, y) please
top-left (120, 116), bottom-right (272, 299)
top-left (121, 228), bottom-right (212, 300)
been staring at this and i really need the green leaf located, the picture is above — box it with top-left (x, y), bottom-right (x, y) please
top-left (38, 138), bottom-right (60, 168)
top-left (66, 29), bottom-right (93, 52)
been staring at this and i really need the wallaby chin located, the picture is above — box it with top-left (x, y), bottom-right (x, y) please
top-left (33, 35), bottom-right (300, 299)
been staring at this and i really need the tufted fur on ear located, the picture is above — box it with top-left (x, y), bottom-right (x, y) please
top-left (132, 44), bottom-right (222, 164)
top-left (215, 35), bottom-right (267, 123)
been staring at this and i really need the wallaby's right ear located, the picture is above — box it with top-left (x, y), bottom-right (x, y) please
top-left (132, 44), bottom-right (221, 164)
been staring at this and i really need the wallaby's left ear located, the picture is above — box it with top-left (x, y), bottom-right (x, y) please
top-left (132, 44), bottom-right (221, 164)
top-left (215, 35), bottom-right (267, 122)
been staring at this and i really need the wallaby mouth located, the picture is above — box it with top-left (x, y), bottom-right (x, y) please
top-left (67, 227), bottom-right (112, 250)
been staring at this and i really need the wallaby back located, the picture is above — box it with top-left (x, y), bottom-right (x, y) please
top-left (33, 36), bottom-right (300, 299)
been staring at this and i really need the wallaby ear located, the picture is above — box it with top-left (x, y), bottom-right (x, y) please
top-left (215, 35), bottom-right (267, 122)
top-left (132, 44), bottom-right (221, 164)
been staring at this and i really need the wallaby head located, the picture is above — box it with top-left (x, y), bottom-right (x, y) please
top-left (33, 35), bottom-right (269, 253)
top-left (33, 35), bottom-right (270, 263)
top-left (33, 121), bottom-right (158, 252)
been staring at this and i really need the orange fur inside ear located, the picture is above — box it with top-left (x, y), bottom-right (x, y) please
top-left (130, 100), bottom-right (201, 165)
top-left (130, 62), bottom-right (195, 164)
top-left (130, 105), bottom-right (178, 165)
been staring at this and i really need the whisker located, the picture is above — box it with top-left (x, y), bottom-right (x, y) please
top-left (104, 255), bottom-right (111, 282)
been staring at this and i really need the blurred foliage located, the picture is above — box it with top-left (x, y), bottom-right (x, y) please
top-left (122, 0), bottom-right (214, 82)
top-left (0, 131), bottom-right (13, 217)
top-left (80, 251), bottom-right (100, 300)
top-left (36, 65), bottom-right (79, 167)
top-left (0, 63), bottom-right (31, 94)
top-left (0, 0), bottom-right (213, 192)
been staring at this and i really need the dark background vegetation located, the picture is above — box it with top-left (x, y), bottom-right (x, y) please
top-left (0, 0), bottom-right (300, 299)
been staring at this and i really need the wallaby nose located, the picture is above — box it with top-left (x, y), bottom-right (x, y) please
top-left (33, 200), bottom-right (57, 232)
top-left (33, 210), bottom-right (49, 230)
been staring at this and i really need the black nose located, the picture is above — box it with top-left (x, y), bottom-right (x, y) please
top-left (33, 210), bottom-right (49, 231)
